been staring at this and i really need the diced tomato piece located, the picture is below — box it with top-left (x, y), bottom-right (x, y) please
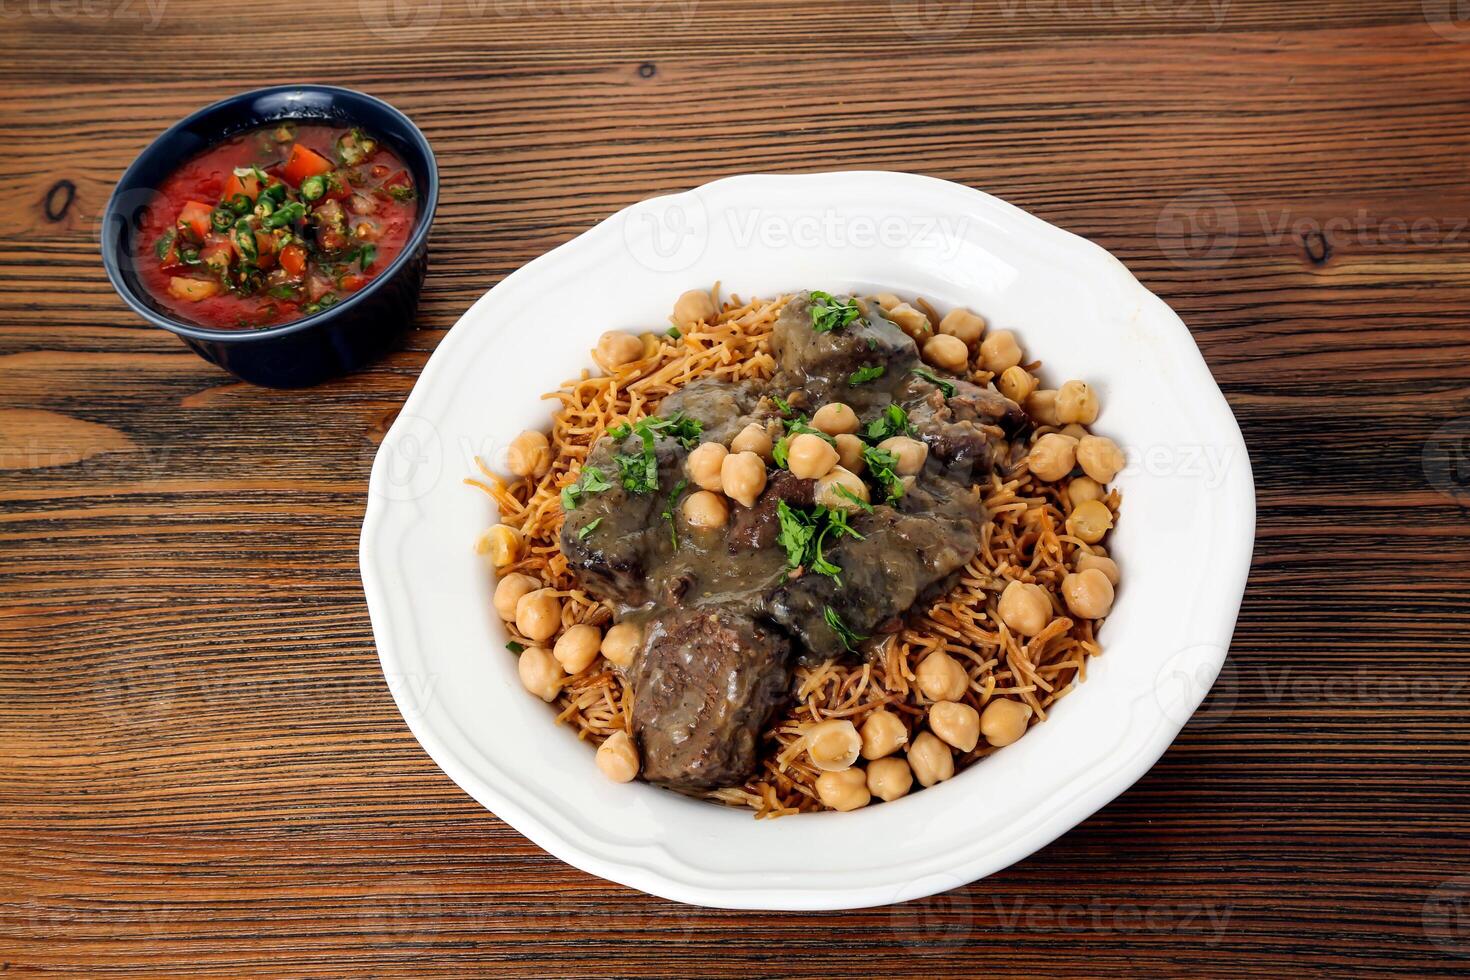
top-left (222, 170), bottom-right (261, 202)
top-left (381, 169), bottom-right (411, 190)
top-left (339, 274), bottom-right (369, 292)
top-left (323, 171), bottom-right (354, 201)
top-left (168, 277), bottom-right (219, 302)
top-left (253, 231), bottom-right (278, 271)
top-left (177, 201), bottom-right (213, 242)
top-left (282, 143), bottom-right (333, 186)
top-left (279, 244), bottom-right (307, 278)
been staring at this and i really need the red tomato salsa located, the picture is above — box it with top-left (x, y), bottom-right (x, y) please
top-left (135, 122), bottom-right (418, 329)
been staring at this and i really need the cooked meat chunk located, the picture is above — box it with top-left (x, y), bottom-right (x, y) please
top-left (558, 432), bottom-right (686, 606)
top-left (631, 606), bottom-right (793, 790)
top-left (656, 377), bottom-right (769, 445)
top-left (729, 470), bottom-right (814, 551)
top-left (771, 292), bottom-right (918, 404)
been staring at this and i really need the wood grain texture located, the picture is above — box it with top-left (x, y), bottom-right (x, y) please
top-left (3, 1), bottom-right (1470, 976)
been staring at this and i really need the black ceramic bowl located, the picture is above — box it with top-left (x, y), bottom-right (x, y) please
top-left (101, 85), bottom-right (438, 388)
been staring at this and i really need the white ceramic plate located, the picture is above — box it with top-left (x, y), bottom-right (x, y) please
top-left (359, 171), bottom-right (1254, 910)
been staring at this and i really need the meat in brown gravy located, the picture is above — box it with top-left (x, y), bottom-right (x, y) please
top-left (559, 292), bottom-right (1030, 792)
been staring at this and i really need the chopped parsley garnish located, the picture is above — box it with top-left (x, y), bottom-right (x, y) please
top-left (577, 517), bottom-right (603, 540)
top-left (771, 393), bottom-right (794, 417)
top-left (849, 364), bottom-right (885, 386)
top-left (560, 464), bottom-right (612, 510)
top-left (862, 445), bottom-right (906, 504)
top-left (607, 413), bottom-right (704, 494)
top-left (506, 640), bottom-right (526, 654)
top-left (864, 403), bottom-right (915, 442)
top-left (834, 484), bottom-right (874, 513)
top-left (824, 606), bottom-right (867, 652)
top-left (912, 366), bottom-right (957, 398)
top-left (809, 290), bottom-right (862, 334)
top-left (667, 325), bottom-right (681, 339)
top-left (775, 500), bottom-right (864, 586)
top-left (661, 478), bottom-right (689, 549)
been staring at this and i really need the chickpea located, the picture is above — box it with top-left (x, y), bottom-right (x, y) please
top-left (814, 466), bottom-right (870, 513)
top-left (1076, 551), bottom-right (1121, 585)
top-left (1025, 389), bottom-right (1060, 426)
top-left (515, 588), bottom-right (562, 642)
top-left (921, 333), bottom-right (970, 373)
top-left (682, 489), bottom-right (730, 529)
top-left (873, 292), bottom-right (902, 312)
top-left (506, 429), bottom-right (552, 478)
top-left (997, 365), bottom-right (1037, 404)
top-left (834, 433), bottom-right (866, 473)
top-left (979, 329), bottom-right (1022, 373)
top-left (866, 757), bottom-right (914, 802)
top-left (1067, 499), bottom-right (1114, 544)
top-left (886, 303), bottom-right (932, 341)
top-left (1067, 475), bottom-right (1104, 507)
top-left (475, 523), bottom-right (522, 570)
top-left (815, 767), bottom-right (871, 811)
top-left (672, 288), bottom-right (717, 328)
top-left (878, 436), bottom-right (928, 476)
top-left (1076, 435), bottom-right (1124, 484)
top-left (593, 330), bottom-right (643, 372)
top-left (806, 718), bottom-right (862, 772)
top-left (915, 650), bottom-right (969, 702)
top-left (1062, 568), bottom-right (1116, 619)
top-left (1028, 433), bottom-right (1079, 482)
top-left (600, 622), bottom-right (642, 668)
top-left (639, 331), bottom-right (661, 359)
top-left (596, 730), bottom-right (640, 782)
top-left (860, 709), bottom-right (909, 760)
top-left (938, 307), bottom-right (986, 347)
top-left (730, 422), bottom-right (773, 460)
top-left (553, 623), bottom-right (603, 674)
top-left (997, 580), bottom-right (1051, 637)
top-left (493, 572), bottom-right (540, 622)
top-left (980, 698), bottom-right (1033, 747)
top-left (929, 700), bottom-right (981, 753)
top-left (1056, 380), bottom-right (1100, 425)
top-left (785, 432), bottom-right (839, 480)
top-left (1061, 423), bottom-right (1089, 440)
top-left (517, 645), bottom-right (564, 702)
top-left (811, 402), bottom-right (860, 436)
top-left (685, 441), bottom-right (728, 492)
top-left (720, 451), bottom-right (767, 508)
top-left (907, 731), bottom-right (955, 787)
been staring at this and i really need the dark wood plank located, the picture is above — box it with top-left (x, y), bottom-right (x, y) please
top-left (2, 4), bottom-right (1469, 977)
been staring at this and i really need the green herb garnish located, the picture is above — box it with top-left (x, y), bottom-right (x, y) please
top-left (862, 445), bottom-right (906, 504)
top-left (154, 228), bottom-right (176, 261)
top-left (771, 394), bottom-right (794, 417)
top-left (772, 418), bottom-right (836, 471)
top-left (824, 606), bottom-right (867, 652)
top-left (662, 478), bottom-right (689, 549)
top-left (667, 325), bottom-right (681, 339)
top-left (912, 366), bottom-right (957, 398)
top-left (577, 517), bottom-right (603, 540)
top-left (864, 403), bottom-right (915, 442)
top-left (833, 484), bottom-right (874, 513)
top-left (607, 413), bottom-right (703, 495)
top-left (506, 640), bottom-right (526, 654)
top-left (561, 464), bottom-right (613, 510)
top-left (809, 290), bottom-right (862, 334)
top-left (775, 501), bottom-right (864, 586)
top-left (849, 364), bottom-right (885, 386)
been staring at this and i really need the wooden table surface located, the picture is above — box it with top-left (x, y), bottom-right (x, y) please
top-left (4, 1), bottom-right (1470, 976)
